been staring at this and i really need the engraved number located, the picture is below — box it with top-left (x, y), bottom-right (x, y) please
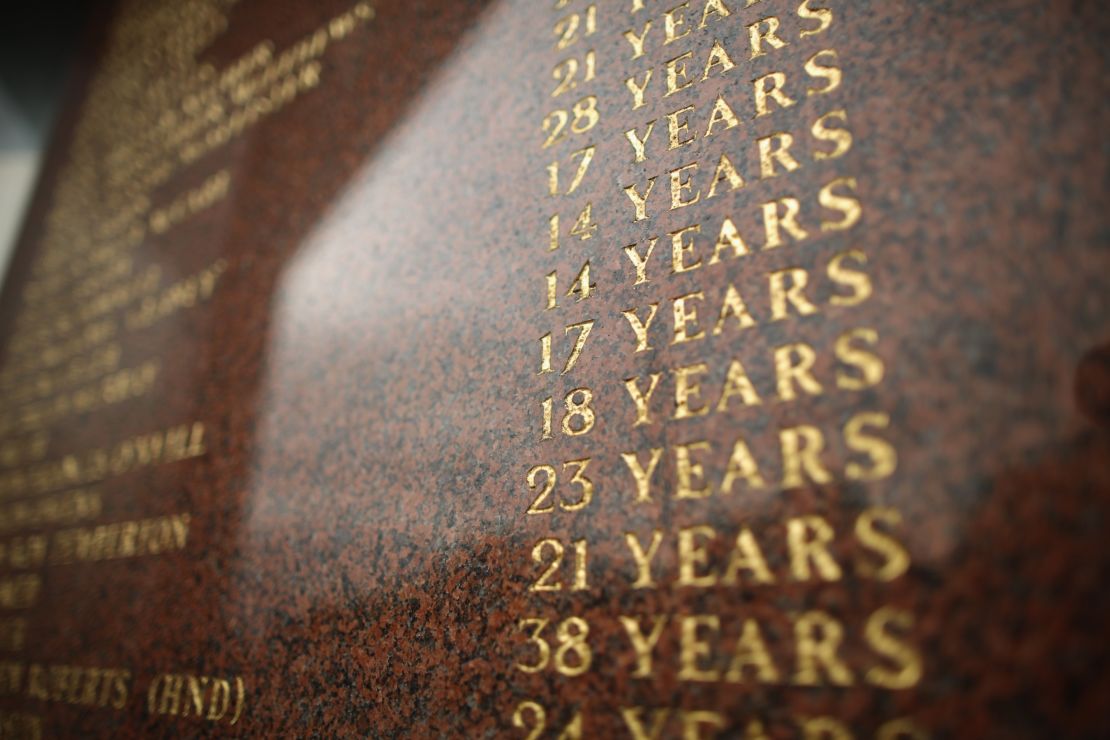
top-left (513, 700), bottom-right (545, 740)
top-left (547, 146), bottom-right (595, 196)
top-left (547, 202), bottom-right (597, 252)
top-left (554, 617), bottom-right (592, 676)
top-left (525, 464), bottom-right (558, 513)
top-left (562, 388), bottom-right (595, 436)
top-left (551, 51), bottom-right (596, 98)
top-left (530, 538), bottom-right (588, 591)
top-left (568, 202), bottom-right (597, 240)
top-left (544, 262), bottom-right (595, 311)
top-left (540, 388), bottom-right (597, 439)
top-left (515, 618), bottom-right (593, 676)
top-left (570, 96), bottom-right (599, 133)
top-left (513, 701), bottom-right (584, 740)
top-left (531, 541), bottom-right (563, 591)
top-left (539, 320), bottom-right (594, 375)
top-left (540, 397), bottom-right (554, 439)
top-left (553, 6), bottom-right (596, 50)
top-left (541, 110), bottom-right (569, 149)
top-left (526, 458), bottom-right (593, 514)
top-left (553, 12), bottom-right (579, 49)
top-left (541, 97), bottom-right (598, 148)
top-left (516, 619), bottom-right (551, 673)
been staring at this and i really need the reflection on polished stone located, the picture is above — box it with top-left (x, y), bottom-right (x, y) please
top-left (0, 0), bottom-right (1107, 736)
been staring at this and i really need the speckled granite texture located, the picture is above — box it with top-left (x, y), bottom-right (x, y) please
top-left (0, 0), bottom-right (1107, 737)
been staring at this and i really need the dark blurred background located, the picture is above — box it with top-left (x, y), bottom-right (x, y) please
top-left (0, 4), bottom-right (94, 282)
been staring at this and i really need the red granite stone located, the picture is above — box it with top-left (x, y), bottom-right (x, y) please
top-left (0, 0), bottom-right (1107, 737)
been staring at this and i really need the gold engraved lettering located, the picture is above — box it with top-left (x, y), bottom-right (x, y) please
top-left (805, 49), bottom-right (842, 95)
top-left (623, 304), bottom-right (660, 352)
top-left (27, 664), bottom-right (130, 709)
top-left (674, 363), bottom-right (710, 418)
top-left (721, 529), bottom-right (774, 584)
top-left (624, 22), bottom-right (653, 59)
top-left (670, 225), bottom-right (703, 273)
top-left (672, 293), bottom-right (706, 344)
top-left (812, 109), bottom-right (853, 160)
top-left (700, 0), bottom-right (733, 28)
top-left (710, 220), bottom-right (750, 263)
top-left (707, 153), bottom-right (745, 198)
top-left (794, 611), bottom-right (854, 686)
top-left (664, 52), bottom-right (695, 96)
top-left (713, 287), bottom-right (757, 336)
top-left (678, 525), bottom-right (717, 586)
top-left (147, 673), bottom-right (245, 724)
top-left (780, 424), bottom-right (832, 488)
top-left (855, 508), bottom-right (911, 581)
top-left (620, 615), bottom-right (668, 676)
top-left (617, 410), bottom-right (892, 492)
top-left (819, 177), bottom-right (862, 231)
top-left (774, 343), bottom-right (823, 400)
top-left (622, 451), bottom-right (664, 505)
top-left (625, 373), bottom-right (663, 425)
top-left (670, 162), bottom-right (701, 209)
top-left (769, 268), bottom-right (819, 320)
top-left (512, 700), bottom-right (545, 740)
top-left (663, 3), bottom-right (692, 44)
top-left (701, 41), bottom-right (736, 81)
top-left (617, 604), bottom-right (919, 688)
top-left (625, 529), bottom-right (664, 586)
top-left (626, 121), bottom-right (656, 162)
top-left (757, 132), bottom-right (801, 179)
top-left (720, 436), bottom-right (766, 492)
top-left (667, 106), bottom-right (697, 149)
top-left (835, 328), bottom-right (884, 390)
top-left (726, 619), bottom-right (779, 682)
top-left (626, 70), bottom-right (654, 109)
top-left (865, 607), bottom-right (923, 689)
top-left (624, 178), bottom-right (657, 221)
top-left (675, 440), bottom-right (712, 498)
top-left (797, 0), bottom-right (834, 37)
top-left (828, 250), bottom-right (872, 305)
top-left (530, 538), bottom-right (588, 591)
top-left (50, 513), bottom-right (191, 564)
top-left (787, 516), bottom-right (843, 581)
top-left (0, 422), bottom-right (206, 499)
top-left (761, 197), bottom-right (809, 248)
top-left (754, 72), bottom-right (796, 117)
top-left (624, 238), bottom-right (658, 284)
top-left (704, 97), bottom-right (740, 138)
top-left (747, 17), bottom-right (788, 58)
top-left (845, 412), bottom-right (898, 481)
top-left (679, 615), bottom-right (720, 681)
